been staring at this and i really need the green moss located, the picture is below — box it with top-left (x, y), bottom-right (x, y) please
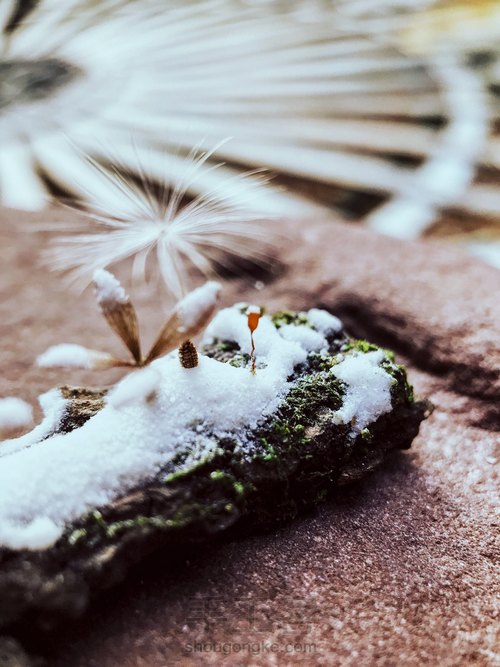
top-left (67, 528), bottom-right (87, 546)
top-left (271, 310), bottom-right (311, 329)
top-left (237, 304), bottom-right (266, 316)
top-left (342, 340), bottom-right (379, 354)
top-left (163, 447), bottom-right (220, 485)
top-left (228, 353), bottom-right (250, 368)
top-left (91, 510), bottom-right (105, 527)
top-left (105, 516), bottom-right (172, 538)
top-left (215, 341), bottom-right (239, 352)
top-left (164, 467), bottom-right (193, 484)
top-left (100, 504), bottom-right (223, 539)
top-left (261, 442), bottom-right (278, 461)
top-left (281, 372), bottom-right (344, 425)
top-left (210, 470), bottom-right (226, 481)
top-left (233, 481), bottom-right (245, 496)
top-left (306, 351), bottom-right (336, 372)
top-left (203, 339), bottom-right (249, 369)
top-left (402, 373), bottom-right (415, 402)
top-left (342, 340), bottom-right (396, 362)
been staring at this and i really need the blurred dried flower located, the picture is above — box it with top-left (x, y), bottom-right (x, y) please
top-left (1, 0), bottom-right (499, 264)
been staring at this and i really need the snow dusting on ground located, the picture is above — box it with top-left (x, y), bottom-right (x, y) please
top-left (0, 397), bottom-right (33, 433)
top-left (37, 343), bottom-right (108, 369)
top-left (0, 306), bottom-right (395, 551)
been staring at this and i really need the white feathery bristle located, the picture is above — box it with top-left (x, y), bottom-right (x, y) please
top-left (47, 144), bottom-right (275, 299)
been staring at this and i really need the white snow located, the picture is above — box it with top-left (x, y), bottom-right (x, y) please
top-left (246, 305), bottom-right (261, 315)
top-left (0, 397), bottom-right (33, 433)
top-left (307, 308), bottom-right (343, 334)
top-left (0, 517), bottom-right (62, 551)
top-left (37, 344), bottom-right (109, 369)
top-left (108, 367), bottom-right (162, 409)
top-left (0, 306), bottom-right (392, 551)
top-left (278, 324), bottom-right (327, 352)
top-left (93, 268), bottom-right (127, 304)
top-left (330, 350), bottom-right (395, 434)
top-left (0, 390), bottom-right (67, 459)
top-left (178, 281), bottom-right (221, 329)
top-left (204, 307), bottom-right (286, 357)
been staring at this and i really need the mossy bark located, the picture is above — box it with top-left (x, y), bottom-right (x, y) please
top-left (0, 313), bottom-right (428, 641)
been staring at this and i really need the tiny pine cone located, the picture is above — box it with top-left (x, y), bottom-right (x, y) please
top-left (179, 340), bottom-right (199, 369)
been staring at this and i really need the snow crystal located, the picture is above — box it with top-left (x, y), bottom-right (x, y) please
top-left (205, 307), bottom-right (290, 358)
top-left (0, 397), bottom-right (33, 433)
top-left (178, 281), bottom-right (221, 329)
top-left (330, 350), bottom-right (395, 434)
top-left (0, 390), bottom-right (67, 458)
top-left (93, 268), bottom-right (127, 304)
top-left (37, 344), bottom-right (106, 369)
top-left (108, 367), bottom-right (162, 409)
top-left (278, 324), bottom-right (327, 352)
top-left (307, 308), bottom-right (343, 334)
top-left (0, 517), bottom-right (62, 551)
top-left (0, 305), bottom-right (392, 550)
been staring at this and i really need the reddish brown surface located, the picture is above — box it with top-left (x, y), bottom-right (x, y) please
top-left (0, 207), bottom-right (498, 666)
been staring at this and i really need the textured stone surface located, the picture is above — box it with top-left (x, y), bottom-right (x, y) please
top-left (0, 207), bottom-right (498, 666)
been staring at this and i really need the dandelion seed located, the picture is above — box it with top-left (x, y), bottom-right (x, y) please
top-left (145, 281), bottom-right (221, 364)
top-left (37, 270), bottom-right (221, 377)
top-left (93, 269), bottom-right (142, 364)
top-left (47, 146), bottom-right (276, 300)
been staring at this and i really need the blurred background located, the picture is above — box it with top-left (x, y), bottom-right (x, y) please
top-left (1, 0), bottom-right (500, 267)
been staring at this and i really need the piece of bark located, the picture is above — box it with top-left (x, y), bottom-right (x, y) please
top-left (0, 322), bottom-right (427, 643)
